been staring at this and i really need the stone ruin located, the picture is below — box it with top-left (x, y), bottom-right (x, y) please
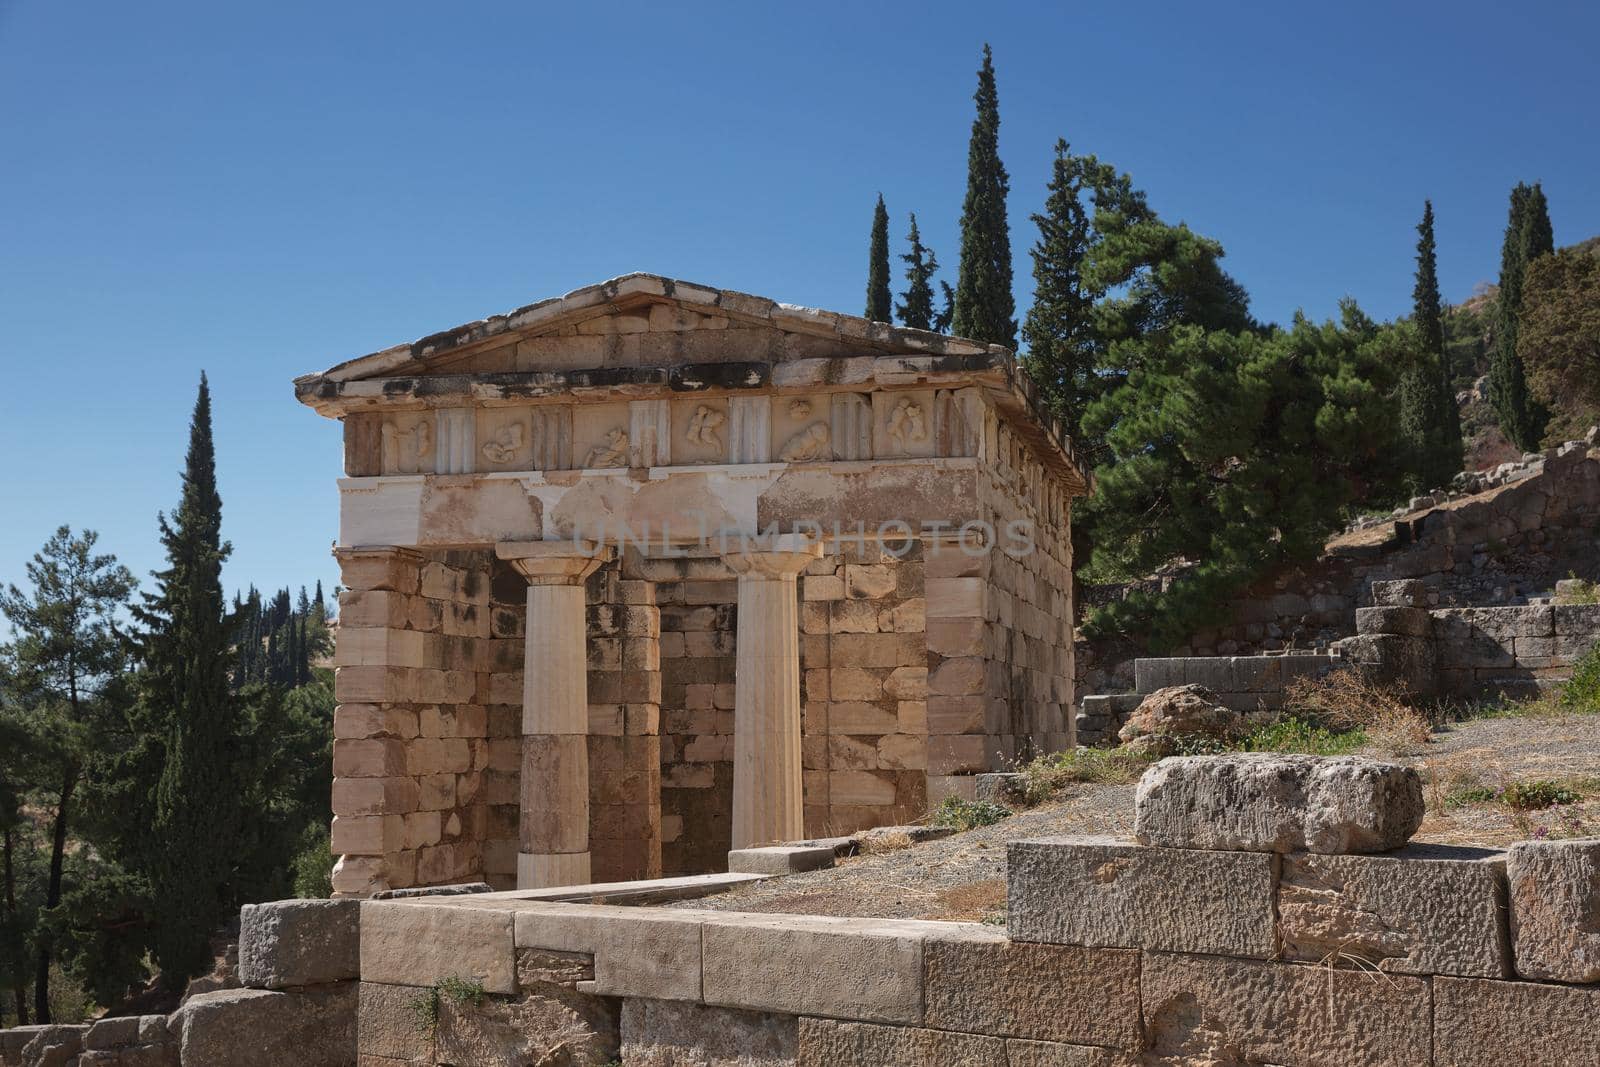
top-left (16, 751), bottom-right (1594, 1065)
top-left (293, 274), bottom-right (1091, 895)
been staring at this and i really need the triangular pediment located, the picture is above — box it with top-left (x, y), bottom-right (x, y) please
top-left (296, 273), bottom-right (999, 386)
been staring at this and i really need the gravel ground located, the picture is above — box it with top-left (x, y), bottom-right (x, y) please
top-left (668, 712), bottom-right (1598, 921)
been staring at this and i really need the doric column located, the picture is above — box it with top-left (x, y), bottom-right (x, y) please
top-left (496, 541), bottom-right (612, 888)
top-left (722, 535), bottom-right (823, 849)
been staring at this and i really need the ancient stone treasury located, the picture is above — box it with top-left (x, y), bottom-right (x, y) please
top-left (300, 275), bottom-right (1088, 896)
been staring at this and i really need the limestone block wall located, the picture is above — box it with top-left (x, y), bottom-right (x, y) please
top-left (796, 542), bottom-right (929, 837)
top-left (342, 831), bottom-right (1600, 1067)
top-left (331, 548), bottom-right (499, 896)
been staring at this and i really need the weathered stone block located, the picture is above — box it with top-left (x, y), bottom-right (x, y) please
top-left (1142, 952), bottom-right (1431, 1066)
top-left (360, 901), bottom-right (515, 994)
top-left (173, 986), bottom-right (356, 1067)
top-left (1279, 844), bottom-right (1509, 977)
top-left (1433, 976), bottom-right (1600, 1067)
top-left (1370, 579), bottom-right (1427, 607)
top-left (727, 844), bottom-right (837, 875)
top-left (797, 1017), bottom-right (1002, 1066)
top-left (1337, 632), bottom-right (1437, 695)
top-left (1554, 602), bottom-right (1600, 636)
top-left (1007, 836), bottom-right (1276, 958)
top-left (701, 914), bottom-right (930, 1025)
top-left (514, 904), bottom-right (705, 1002)
top-left (1134, 753), bottom-right (1424, 854)
top-left (357, 982), bottom-right (433, 1062)
top-left (433, 983), bottom-right (619, 1067)
top-left (239, 899), bottom-right (361, 990)
top-left (922, 930), bottom-right (1141, 1050)
top-left (1507, 838), bottom-right (1600, 983)
top-left (11, 1025), bottom-right (88, 1067)
top-left (1355, 605), bottom-right (1432, 637)
top-left (623, 1000), bottom-right (796, 1066)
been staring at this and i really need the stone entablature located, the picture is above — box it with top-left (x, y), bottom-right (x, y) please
top-left (297, 275), bottom-right (1091, 898)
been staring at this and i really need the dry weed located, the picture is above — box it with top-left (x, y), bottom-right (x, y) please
top-left (1284, 671), bottom-right (1434, 756)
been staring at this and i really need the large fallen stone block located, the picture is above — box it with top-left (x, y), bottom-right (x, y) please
top-left (622, 1000), bottom-right (795, 1067)
top-left (1278, 844), bottom-right (1509, 977)
top-left (1433, 976), bottom-right (1600, 1067)
top-left (239, 898), bottom-right (360, 989)
top-left (1134, 753), bottom-right (1424, 854)
top-left (726, 844), bottom-right (836, 875)
top-left (922, 931), bottom-right (1142, 1050)
top-left (173, 986), bottom-right (356, 1067)
top-left (1507, 838), bottom-right (1600, 983)
top-left (360, 900), bottom-right (515, 993)
top-left (1141, 952), bottom-right (1431, 1066)
top-left (1007, 836), bottom-right (1276, 958)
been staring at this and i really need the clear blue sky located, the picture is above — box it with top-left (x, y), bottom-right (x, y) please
top-left (1, 2), bottom-right (1596, 603)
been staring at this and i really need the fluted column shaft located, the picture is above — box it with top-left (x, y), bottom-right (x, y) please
top-left (496, 541), bottom-right (611, 889)
top-left (724, 536), bottom-right (822, 850)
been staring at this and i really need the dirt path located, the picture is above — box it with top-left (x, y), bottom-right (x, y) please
top-left (674, 713), bottom-right (1598, 921)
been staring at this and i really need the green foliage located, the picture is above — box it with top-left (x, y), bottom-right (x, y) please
top-left (0, 526), bottom-right (136, 1021)
top-left (1399, 201), bottom-right (1464, 487)
top-left (1021, 139), bottom-right (1098, 439)
top-left (1490, 182), bottom-right (1553, 451)
top-left (410, 975), bottom-right (487, 1036)
top-left (1502, 780), bottom-right (1581, 812)
top-left (1081, 302), bottom-right (1410, 648)
top-left (1017, 747), bottom-right (1149, 804)
top-left (1521, 248), bottom-right (1600, 441)
top-left (951, 44), bottom-right (1015, 349)
top-left (865, 194), bottom-right (891, 323)
top-left (928, 796), bottom-right (1012, 831)
top-left (125, 373), bottom-right (246, 986)
top-left (896, 214), bottom-right (941, 332)
top-left (291, 824), bottom-right (334, 900)
top-left (1561, 638), bottom-right (1600, 712)
top-left (1240, 717), bottom-right (1367, 756)
top-left (1556, 577), bottom-right (1600, 606)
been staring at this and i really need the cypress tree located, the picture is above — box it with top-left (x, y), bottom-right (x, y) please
top-left (951, 44), bottom-right (1016, 349)
top-left (897, 214), bottom-right (941, 331)
top-left (1021, 139), bottom-right (1096, 439)
top-left (1399, 200), bottom-right (1463, 487)
top-left (131, 372), bottom-right (244, 985)
top-left (1491, 183), bottom-right (1551, 451)
top-left (865, 194), bottom-right (892, 323)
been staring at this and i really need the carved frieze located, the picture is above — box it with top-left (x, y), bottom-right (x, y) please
top-left (380, 413), bottom-right (434, 475)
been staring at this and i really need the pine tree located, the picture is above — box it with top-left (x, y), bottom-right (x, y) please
top-left (951, 44), bottom-right (1016, 349)
top-left (1491, 182), bottom-right (1552, 451)
top-left (1021, 139), bottom-right (1097, 439)
top-left (897, 214), bottom-right (941, 331)
top-left (1399, 201), bottom-right (1463, 487)
top-left (130, 372), bottom-right (244, 986)
top-left (0, 528), bottom-right (135, 1020)
top-left (865, 194), bottom-right (892, 323)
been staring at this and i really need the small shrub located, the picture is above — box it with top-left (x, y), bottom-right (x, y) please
top-left (1282, 671), bottom-right (1433, 755)
top-left (929, 796), bottom-right (1012, 831)
top-left (1561, 639), bottom-right (1600, 713)
top-left (410, 974), bottom-right (486, 1035)
top-left (291, 824), bottom-right (334, 899)
top-left (1242, 717), bottom-right (1367, 756)
top-left (1016, 747), bottom-right (1150, 804)
top-left (1555, 575), bottom-right (1600, 606)
top-left (1444, 785), bottom-right (1500, 809)
top-left (1502, 780), bottom-right (1581, 812)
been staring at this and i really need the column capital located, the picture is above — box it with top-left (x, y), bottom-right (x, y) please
top-left (721, 534), bottom-right (823, 579)
top-left (496, 540), bottom-right (614, 585)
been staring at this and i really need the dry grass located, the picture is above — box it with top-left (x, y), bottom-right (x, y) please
top-left (1284, 671), bottom-right (1434, 756)
top-left (933, 878), bottom-right (1007, 922)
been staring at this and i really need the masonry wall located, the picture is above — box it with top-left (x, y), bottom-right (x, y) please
top-left (346, 831), bottom-right (1600, 1067)
top-left (331, 548), bottom-right (500, 896)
